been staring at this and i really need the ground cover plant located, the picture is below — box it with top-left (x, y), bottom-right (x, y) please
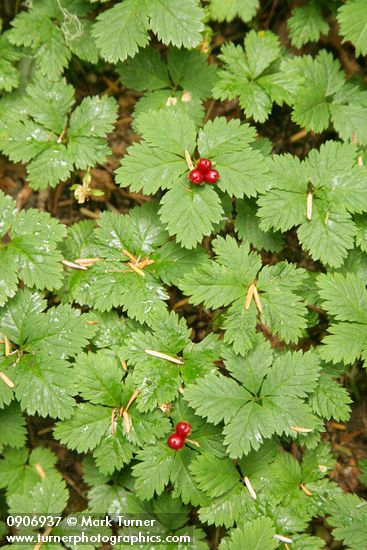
top-left (0, 0), bottom-right (367, 548)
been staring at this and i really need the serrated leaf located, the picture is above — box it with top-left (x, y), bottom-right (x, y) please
top-left (338, 0), bottom-right (367, 56)
top-left (8, 473), bottom-right (68, 514)
top-left (327, 493), bottom-right (367, 549)
top-left (24, 78), bottom-right (74, 134)
top-left (54, 403), bottom-right (110, 452)
top-left (74, 351), bottom-right (124, 406)
top-left (190, 453), bottom-right (239, 498)
top-left (309, 374), bottom-right (351, 421)
top-left (12, 354), bottom-right (76, 419)
top-left (92, 0), bottom-right (149, 63)
top-left (148, 0), bottom-right (204, 49)
top-left (235, 198), bottom-right (283, 252)
top-left (132, 443), bottom-right (174, 500)
top-left (208, 0), bottom-right (259, 23)
top-left (219, 518), bottom-right (277, 550)
top-left (0, 402), bottom-right (27, 449)
top-left (26, 144), bottom-right (73, 189)
top-left (288, 3), bottom-right (329, 48)
top-left (159, 181), bottom-right (224, 249)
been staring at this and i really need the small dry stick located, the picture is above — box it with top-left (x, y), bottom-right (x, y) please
top-left (289, 128), bottom-right (307, 143)
top-left (290, 426), bottom-right (313, 433)
top-left (253, 286), bottom-right (262, 314)
top-left (274, 534), bottom-right (293, 544)
top-left (125, 388), bottom-right (140, 412)
top-left (62, 259), bottom-right (88, 271)
top-left (306, 191), bottom-right (313, 221)
top-left (244, 476), bottom-right (257, 500)
top-left (186, 438), bottom-right (200, 448)
top-left (122, 410), bottom-right (131, 434)
top-left (184, 149), bottom-right (194, 171)
top-left (300, 483), bottom-right (313, 496)
top-left (122, 249), bottom-right (137, 263)
top-left (245, 283), bottom-right (256, 310)
top-left (144, 349), bottom-right (184, 365)
top-left (4, 336), bottom-right (11, 356)
top-left (111, 408), bottom-right (118, 436)
top-left (34, 463), bottom-right (46, 480)
top-left (0, 371), bottom-right (15, 388)
top-left (74, 258), bottom-right (101, 266)
top-left (127, 262), bottom-right (145, 277)
top-left (120, 359), bottom-right (127, 371)
top-left (33, 526), bottom-right (53, 550)
top-left (136, 257), bottom-right (155, 269)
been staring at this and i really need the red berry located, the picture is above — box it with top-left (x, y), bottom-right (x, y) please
top-left (175, 421), bottom-right (192, 438)
top-left (203, 169), bottom-right (219, 184)
top-left (189, 169), bottom-right (204, 185)
top-left (196, 158), bottom-right (212, 171)
top-left (167, 433), bottom-right (185, 450)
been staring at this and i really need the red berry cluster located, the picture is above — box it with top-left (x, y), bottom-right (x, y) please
top-left (189, 158), bottom-right (219, 185)
top-left (167, 421), bottom-right (192, 451)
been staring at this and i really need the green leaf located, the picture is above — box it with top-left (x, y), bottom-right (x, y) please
top-left (219, 518), bottom-right (277, 550)
top-left (148, 0), bottom-right (204, 49)
top-left (245, 30), bottom-right (280, 79)
top-left (288, 3), bottom-right (329, 48)
top-left (261, 350), bottom-right (320, 398)
top-left (309, 374), bottom-right (351, 421)
top-left (170, 447), bottom-right (207, 506)
top-left (327, 493), bottom-right (367, 549)
top-left (69, 95), bottom-right (117, 138)
top-left (209, 0), bottom-right (259, 23)
top-left (185, 373), bottom-right (252, 425)
top-left (0, 403), bottom-right (27, 450)
top-left (132, 443), bottom-right (174, 500)
top-left (74, 351), bottom-right (124, 406)
top-left (235, 198), bottom-right (283, 252)
top-left (119, 47), bottom-right (170, 91)
top-left (26, 144), bottom-right (73, 189)
top-left (92, 0), bottom-right (149, 63)
top-left (13, 354), bottom-right (77, 419)
top-left (0, 205), bottom-right (66, 303)
top-left (93, 423), bottom-right (135, 475)
top-left (36, 19), bottom-right (71, 80)
top-left (8, 473), bottom-right (69, 514)
top-left (317, 272), bottom-right (367, 323)
top-left (198, 118), bottom-right (267, 197)
top-left (159, 181), bottom-right (224, 248)
top-left (338, 0), bottom-right (367, 56)
top-left (24, 78), bottom-right (74, 134)
top-left (54, 403), bottom-right (110, 452)
top-left (190, 453), bottom-right (239, 498)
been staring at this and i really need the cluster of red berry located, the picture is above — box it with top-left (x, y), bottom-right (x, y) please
top-left (189, 158), bottom-right (219, 185)
top-left (167, 421), bottom-right (192, 450)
